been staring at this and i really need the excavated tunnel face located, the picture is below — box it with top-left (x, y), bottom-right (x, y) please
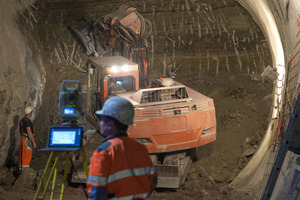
top-left (33, 0), bottom-right (273, 194)
top-left (2, 0), bottom-right (292, 199)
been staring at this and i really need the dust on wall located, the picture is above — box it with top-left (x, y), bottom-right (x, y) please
top-left (0, 0), bottom-right (42, 167)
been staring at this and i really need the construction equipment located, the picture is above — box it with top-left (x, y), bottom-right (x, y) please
top-left (58, 80), bottom-right (83, 124)
top-left (86, 56), bottom-right (216, 188)
top-left (70, 4), bottom-right (152, 88)
top-left (34, 151), bottom-right (89, 200)
top-left (72, 5), bottom-right (216, 188)
top-left (34, 81), bottom-right (88, 200)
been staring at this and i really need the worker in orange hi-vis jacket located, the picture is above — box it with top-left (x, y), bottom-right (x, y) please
top-left (87, 96), bottom-right (157, 200)
top-left (19, 106), bottom-right (37, 173)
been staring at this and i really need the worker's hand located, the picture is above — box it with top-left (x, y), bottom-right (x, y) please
top-left (33, 141), bottom-right (37, 149)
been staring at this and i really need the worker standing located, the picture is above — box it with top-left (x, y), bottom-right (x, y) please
top-left (19, 106), bottom-right (36, 173)
top-left (87, 96), bottom-right (157, 200)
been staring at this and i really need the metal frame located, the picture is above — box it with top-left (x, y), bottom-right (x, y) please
top-left (34, 150), bottom-right (89, 200)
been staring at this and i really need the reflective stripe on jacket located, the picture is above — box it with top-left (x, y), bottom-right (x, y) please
top-left (19, 136), bottom-right (33, 171)
top-left (87, 134), bottom-right (157, 200)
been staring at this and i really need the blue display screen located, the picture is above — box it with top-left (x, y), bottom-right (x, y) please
top-left (49, 127), bottom-right (82, 147)
top-left (116, 81), bottom-right (123, 85)
top-left (64, 107), bottom-right (74, 115)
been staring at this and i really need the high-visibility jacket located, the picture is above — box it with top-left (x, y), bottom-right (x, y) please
top-left (19, 116), bottom-right (35, 171)
top-left (87, 133), bottom-right (157, 200)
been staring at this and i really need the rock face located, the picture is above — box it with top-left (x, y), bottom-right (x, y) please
top-left (0, 0), bottom-right (43, 168)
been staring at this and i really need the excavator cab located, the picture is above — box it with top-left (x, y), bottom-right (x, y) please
top-left (86, 56), bottom-right (139, 111)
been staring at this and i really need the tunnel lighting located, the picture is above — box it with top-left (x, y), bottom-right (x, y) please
top-left (111, 66), bottom-right (118, 73)
top-left (122, 64), bottom-right (129, 71)
top-left (276, 64), bottom-right (285, 105)
top-left (105, 67), bottom-right (111, 74)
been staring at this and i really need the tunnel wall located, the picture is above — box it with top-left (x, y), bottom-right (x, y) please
top-left (231, 0), bottom-right (300, 195)
top-left (34, 0), bottom-right (272, 77)
top-left (230, 0), bottom-right (285, 193)
top-left (0, 0), bottom-right (43, 167)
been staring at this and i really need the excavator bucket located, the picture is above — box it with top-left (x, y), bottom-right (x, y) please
top-left (151, 149), bottom-right (195, 188)
top-left (156, 164), bottom-right (180, 188)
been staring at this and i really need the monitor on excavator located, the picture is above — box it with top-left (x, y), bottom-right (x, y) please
top-left (108, 76), bottom-right (136, 95)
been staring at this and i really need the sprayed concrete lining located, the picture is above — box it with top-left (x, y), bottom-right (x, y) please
top-left (230, 0), bottom-right (286, 193)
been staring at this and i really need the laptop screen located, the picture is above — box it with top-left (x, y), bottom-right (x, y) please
top-left (49, 126), bottom-right (83, 147)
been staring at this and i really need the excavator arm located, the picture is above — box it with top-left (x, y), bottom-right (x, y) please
top-left (70, 4), bottom-right (152, 88)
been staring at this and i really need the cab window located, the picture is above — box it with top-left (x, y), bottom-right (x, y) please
top-left (108, 76), bottom-right (135, 94)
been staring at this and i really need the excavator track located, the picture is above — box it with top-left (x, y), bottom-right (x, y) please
top-left (151, 148), bottom-right (196, 188)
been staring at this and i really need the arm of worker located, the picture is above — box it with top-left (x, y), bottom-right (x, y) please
top-left (86, 148), bottom-right (110, 200)
top-left (26, 127), bottom-right (36, 149)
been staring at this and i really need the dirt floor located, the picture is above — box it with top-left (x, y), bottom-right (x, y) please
top-left (0, 69), bottom-right (272, 199)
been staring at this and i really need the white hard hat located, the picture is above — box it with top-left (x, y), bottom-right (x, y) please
top-left (95, 96), bottom-right (134, 126)
top-left (24, 106), bottom-right (33, 115)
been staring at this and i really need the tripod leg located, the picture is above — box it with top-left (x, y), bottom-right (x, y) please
top-left (80, 150), bottom-right (89, 177)
top-left (50, 152), bottom-right (61, 200)
top-left (60, 152), bottom-right (70, 200)
top-left (34, 152), bottom-right (54, 200)
top-left (42, 153), bottom-right (60, 198)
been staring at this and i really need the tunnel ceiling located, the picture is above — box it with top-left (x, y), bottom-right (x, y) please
top-left (31, 0), bottom-right (271, 77)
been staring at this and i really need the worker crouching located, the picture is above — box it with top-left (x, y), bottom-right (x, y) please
top-left (87, 96), bottom-right (157, 200)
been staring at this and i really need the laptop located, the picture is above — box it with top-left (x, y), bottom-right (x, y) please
top-left (39, 126), bottom-right (83, 152)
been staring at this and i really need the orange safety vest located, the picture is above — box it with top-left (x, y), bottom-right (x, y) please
top-left (87, 134), bottom-right (157, 200)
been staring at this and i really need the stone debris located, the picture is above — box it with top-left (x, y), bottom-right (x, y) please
top-left (0, 168), bottom-right (15, 186)
top-left (12, 168), bottom-right (36, 191)
top-left (243, 148), bottom-right (257, 157)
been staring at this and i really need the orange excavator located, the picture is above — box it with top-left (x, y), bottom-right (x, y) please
top-left (73, 5), bottom-right (216, 188)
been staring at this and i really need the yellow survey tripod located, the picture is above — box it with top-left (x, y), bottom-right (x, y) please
top-left (34, 80), bottom-right (89, 199)
top-left (33, 149), bottom-right (89, 200)
top-left (33, 124), bottom-right (89, 200)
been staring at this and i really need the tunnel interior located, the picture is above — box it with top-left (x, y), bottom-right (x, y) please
top-left (2, 0), bottom-right (296, 199)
